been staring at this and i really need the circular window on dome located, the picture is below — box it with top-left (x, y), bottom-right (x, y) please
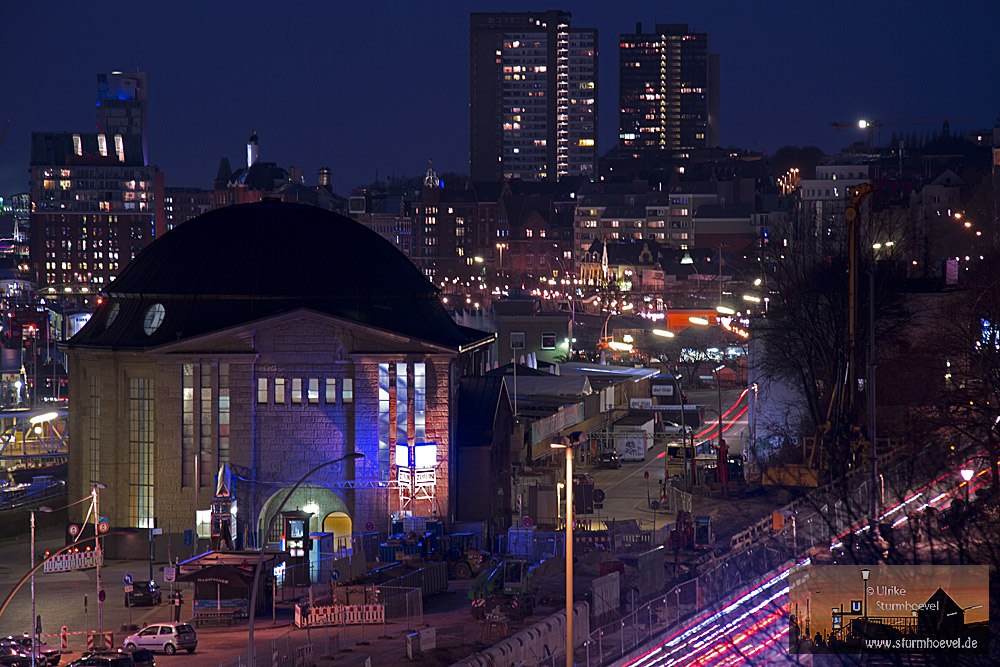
top-left (105, 302), bottom-right (120, 329)
top-left (143, 303), bottom-right (166, 336)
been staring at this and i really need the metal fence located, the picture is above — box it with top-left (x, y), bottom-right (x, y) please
top-left (214, 626), bottom-right (340, 667)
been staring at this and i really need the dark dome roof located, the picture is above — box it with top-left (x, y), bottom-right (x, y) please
top-left (71, 202), bottom-right (488, 350)
top-left (108, 201), bottom-right (435, 300)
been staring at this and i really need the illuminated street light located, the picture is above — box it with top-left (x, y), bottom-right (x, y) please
top-left (961, 468), bottom-right (974, 505)
top-left (689, 317), bottom-right (709, 325)
top-left (680, 251), bottom-right (694, 265)
top-left (550, 436), bottom-right (577, 667)
top-left (652, 329), bottom-right (674, 338)
top-left (860, 568), bottom-right (871, 619)
top-left (716, 306), bottom-right (735, 315)
top-left (743, 295), bottom-right (761, 303)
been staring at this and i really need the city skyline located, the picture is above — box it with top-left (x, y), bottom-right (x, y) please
top-left (1, 0), bottom-right (997, 198)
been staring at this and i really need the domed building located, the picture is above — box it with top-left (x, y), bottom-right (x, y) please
top-left (66, 201), bottom-right (495, 556)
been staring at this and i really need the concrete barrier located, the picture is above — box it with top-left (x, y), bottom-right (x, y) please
top-left (451, 602), bottom-right (589, 667)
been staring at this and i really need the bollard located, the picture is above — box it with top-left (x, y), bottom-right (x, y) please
top-left (61, 626), bottom-right (69, 652)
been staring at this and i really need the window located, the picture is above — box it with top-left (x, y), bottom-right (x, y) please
top-left (275, 378), bottom-right (286, 404)
top-left (325, 378), bottom-right (337, 404)
top-left (182, 365), bottom-right (195, 486)
top-left (200, 365), bottom-right (213, 488)
top-left (218, 364), bottom-right (230, 465)
top-left (541, 333), bottom-right (557, 349)
top-left (414, 363), bottom-right (426, 442)
top-left (291, 378), bottom-right (303, 404)
top-left (510, 331), bottom-right (526, 350)
top-left (129, 377), bottom-right (154, 528)
top-left (257, 377), bottom-right (268, 403)
top-left (89, 377), bottom-right (100, 487)
top-left (308, 378), bottom-right (319, 404)
top-left (342, 378), bottom-right (353, 403)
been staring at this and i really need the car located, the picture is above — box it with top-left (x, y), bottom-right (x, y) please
top-left (3, 635), bottom-right (61, 665)
top-left (661, 421), bottom-right (693, 435)
top-left (0, 645), bottom-right (30, 667)
top-left (68, 652), bottom-right (134, 667)
top-left (124, 581), bottom-right (162, 607)
top-left (596, 451), bottom-right (621, 469)
top-left (118, 648), bottom-right (154, 667)
top-left (122, 623), bottom-right (197, 655)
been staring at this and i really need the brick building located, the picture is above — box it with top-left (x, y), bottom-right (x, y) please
top-left (66, 202), bottom-right (494, 556)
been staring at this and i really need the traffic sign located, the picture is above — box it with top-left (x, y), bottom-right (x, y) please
top-left (522, 516), bottom-right (533, 527)
top-left (163, 567), bottom-right (176, 583)
top-left (364, 521), bottom-right (375, 532)
top-left (593, 489), bottom-right (606, 503)
top-left (68, 524), bottom-right (79, 537)
top-left (124, 585), bottom-right (133, 593)
top-left (644, 470), bottom-right (649, 479)
top-left (123, 573), bottom-right (133, 585)
top-left (98, 589), bottom-right (106, 603)
top-left (331, 569), bottom-right (341, 582)
top-left (97, 521), bottom-right (110, 534)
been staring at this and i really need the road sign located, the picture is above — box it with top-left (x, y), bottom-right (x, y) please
top-left (124, 584), bottom-right (133, 593)
top-left (522, 516), bottom-right (533, 527)
top-left (850, 600), bottom-right (863, 614)
top-left (97, 521), bottom-right (110, 534)
top-left (124, 573), bottom-right (133, 585)
top-left (164, 567), bottom-right (176, 583)
top-left (68, 524), bottom-right (79, 536)
top-left (98, 589), bottom-right (105, 603)
top-left (644, 470), bottom-right (649, 479)
top-left (364, 521), bottom-right (375, 532)
top-left (331, 569), bottom-right (341, 582)
top-left (650, 501), bottom-right (661, 511)
top-left (183, 530), bottom-right (194, 546)
top-left (151, 528), bottom-right (163, 536)
top-left (593, 489), bottom-right (606, 503)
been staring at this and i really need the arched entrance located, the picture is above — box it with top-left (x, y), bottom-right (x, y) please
top-left (322, 511), bottom-right (353, 547)
top-left (257, 483), bottom-right (348, 546)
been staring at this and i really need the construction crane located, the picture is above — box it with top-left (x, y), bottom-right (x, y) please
top-left (830, 116), bottom-right (973, 150)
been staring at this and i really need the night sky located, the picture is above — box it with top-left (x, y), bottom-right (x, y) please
top-left (1, 1), bottom-right (997, 198)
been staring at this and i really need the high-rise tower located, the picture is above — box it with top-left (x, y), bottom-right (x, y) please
top-left (97, 71), bottom-right (148, 166)
top-left (618, 23), bottom-right (719, 157)
top-left (470, 11), bottom-right (598, 182)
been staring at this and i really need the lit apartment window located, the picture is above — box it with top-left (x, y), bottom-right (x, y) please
top-left (343, 378), bottom-right (354, 403)
top-left (308, 378), bottom-right (319, 404)
top-left (541, 333), bottom-right (557, 349)
top-left (257, 378), bottom-right (268, 403)
top-left (291, 378), bottom-right (303, 404)
top-left (325, 378), bottom-right (337, 404)
top-left (275, 378), bottom-right (286, 404)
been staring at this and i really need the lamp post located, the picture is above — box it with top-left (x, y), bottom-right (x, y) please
top-left (960, 469), bottom-right (974, 506)
top-left (29, 506), bottom-right (53, 667)
top-left (550, 436), bottom-right (575, 667)
top-left (712, 364), bottom-right (727, 495)
top-left (88, 482), bottom-right (107, 635)
top-left (860, 568), bottom-right (871, 620)
top-left (247, 452), bottom-right (364, 667)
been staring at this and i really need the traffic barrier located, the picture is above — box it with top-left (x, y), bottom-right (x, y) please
top-left (86, 631), bottom-right (113, 650)
top-left (44, 549), bottom-right (103, 573)
top-left (60, 626), bottom-right (68, 651)
top-left (294, 602), bottom-right (384, 628)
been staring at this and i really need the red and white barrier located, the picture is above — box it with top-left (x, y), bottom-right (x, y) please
top-left (294, 602), bottom-right (384, 628)
top-left (44, 549), bottom-right (104, 573)
top-left (86, 631), bottom-right (113, 650)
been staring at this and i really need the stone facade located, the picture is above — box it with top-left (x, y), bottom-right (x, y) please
top-left (68, 308), bottom-right (483, 552)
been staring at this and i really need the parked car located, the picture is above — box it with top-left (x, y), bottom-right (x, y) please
top-left (596, 451), bottom-right (621, 469)
top-left (68, 652), bottom-right (135, 667)
top-left (661, 421), bottom-right (693, 435)
top-left (122, 623), bottom-right (197, 655)
top-left (3, 635), bottom-right (61, 665)
top-left (124, 581), bottom-right (162, 607)
top-left (118, 648), bottom-right (154, 667)
top-left (0, 645), bottom-right (31, 667)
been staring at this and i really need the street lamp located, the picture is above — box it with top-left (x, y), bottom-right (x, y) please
top-left (550, 436), bottom-right (576, 667)
top-left (247, 452), bottom-right (364, 667)
top-left (960, 469), bottom-right (974, 505)
top-left (860, 568), bottom-right (871, 620)
top-left (30, 506), bottom-right (54, 667)
top-left (712, 364), bottom-right (727, 496)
